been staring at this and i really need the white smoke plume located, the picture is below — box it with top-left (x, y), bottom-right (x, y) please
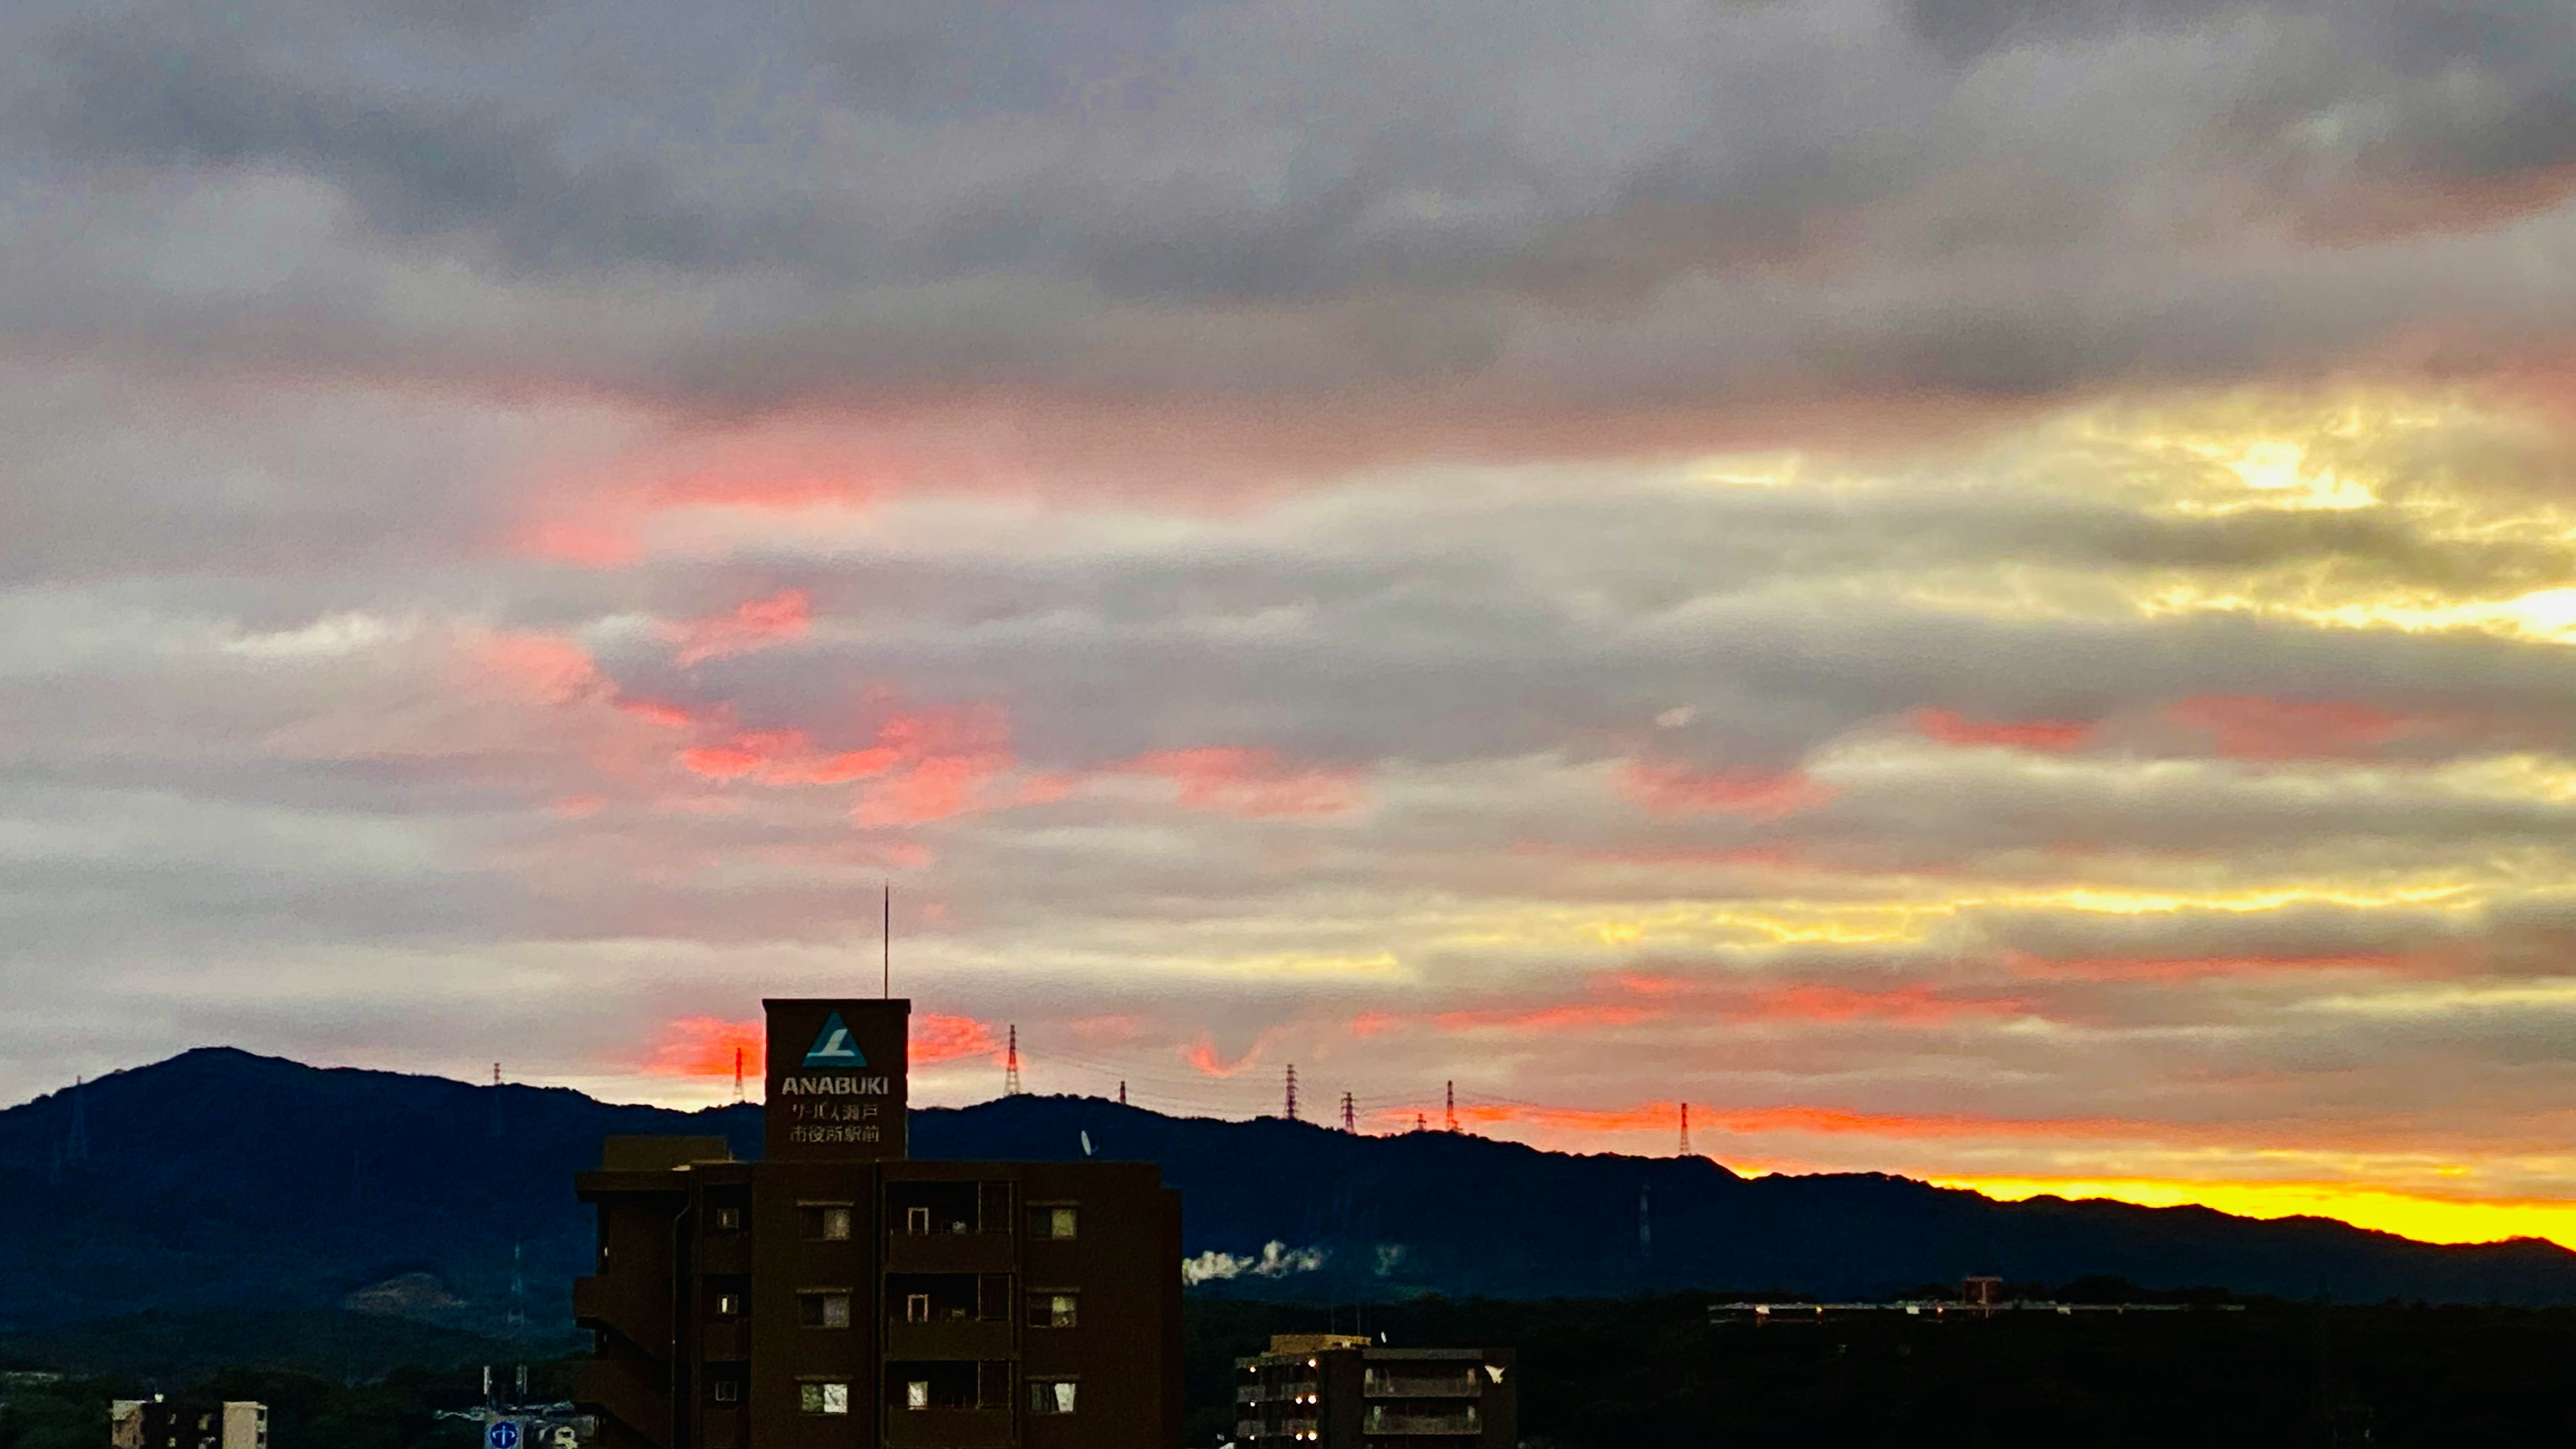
top-left (1181, 1241), bottom-right (1330, 1285)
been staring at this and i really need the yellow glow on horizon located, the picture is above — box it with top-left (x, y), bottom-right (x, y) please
top-left (1935, 1174), bottom-right (2576, 1250)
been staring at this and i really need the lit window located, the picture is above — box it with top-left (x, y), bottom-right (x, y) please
top-left (1029, 1380), bottom-right (1077, 1415)
top-left (710, 1380), bottom-right (740, 1405)
top-left (905, 1205), bottom-right (931, 1235)
top-left (1028, 1292), bottom-right (1078, 1328)
top-left (905, 1381), bottom-right (929, 1411)
top-left (798, 1292), bottom-right (851, 1328)
top-left (712, 1293), bottom-right (742, 1317)
top-left (1030, 1206), bottom-right (1077, 1240)
top-left (711, 1206), bottom-right (742, 1232)
top-left (905, 1293), bottom-right (932, 1323)
top-left (797, 1383), bottom-right (849, 1415)
top-left (800, 1205), bottom-right (853, 1240)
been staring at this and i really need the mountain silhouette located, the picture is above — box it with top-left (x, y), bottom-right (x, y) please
top-left (2, 1048), bottom-right (2571, 1334)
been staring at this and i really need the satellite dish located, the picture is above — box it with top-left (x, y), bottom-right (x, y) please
top-left (1079, 1130), bottom-right (1094, 1157)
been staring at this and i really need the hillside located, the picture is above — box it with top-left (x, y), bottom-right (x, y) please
top-left (2, 1049), bottom-right (2571, 1333)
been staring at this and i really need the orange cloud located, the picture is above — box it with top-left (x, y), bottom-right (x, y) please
top-left (680, 728), bottom-right (900, 785)
top-left (670, 706), bottom-right (1024, 825)
top-left (1434, 1003), bottom-right (1665, 1034)
top-left (1183, 1034), bottom-right (1273, 1078)
top-left (667, 588), bottom-right (814, 666)
top-left (1617, 761), bottom-right (1829, 819)
top-left (2165, 694), bottom-right (2431, 761)
top-left (1349, 1011), bottom-right (1402, 1038)
top-left (478, 630), bottom-right (606, 706)
top-left (645, 1016), bottom-right (764, 1078)
top-left (1732, 983), bottom-right (2030, 1025)
top-left (1913, 707), bottom-right (2093, 752)
top-left (912, 1013), bottom-right (1004, 1066)
top-left (514, 519), bottom-right (642, 568)
top-left (1110, 747), bottom-right (1363, 817)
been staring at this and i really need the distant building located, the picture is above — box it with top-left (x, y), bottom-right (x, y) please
top-left (109, 1399), bottom-right (267, 1449)
top-left (1234, 1334), bottom-right (1515, 1447)
top-left (575, 998), bottom-right (1183, 1448)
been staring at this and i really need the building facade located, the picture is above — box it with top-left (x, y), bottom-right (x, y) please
top-left (576, 999), bottom-right (1183, 1449)
top-left (1234, 1336), bottom-right (1514, 1448)
top-left (110, 1399), bottom-right (267, 1449)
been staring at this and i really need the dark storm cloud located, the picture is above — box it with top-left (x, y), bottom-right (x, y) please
top-left (1, 0), bottom-right (2571, 432)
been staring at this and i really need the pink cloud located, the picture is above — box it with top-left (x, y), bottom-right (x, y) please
top-left (1434, 1003), bottom-right (1664, 1034)
top-left (2166, 694), bottom-right (2428, 761)
top-left (1617, 761), bottom-right (1830, 819)
top-left (1110, 747), bottom-right (1363, 818)
top-left (1913, 707), bottom-right (2093, 752)
top-left (666, 588), bottom-right (814, 666)
top-left (912, 1013), bottom-right (1004, 1065)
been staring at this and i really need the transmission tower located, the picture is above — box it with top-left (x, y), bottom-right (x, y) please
top-left (64, 1077), bottom-right (89, 1166)
top-left (1414, 1112), bottom-right (1426, 1132)
top-left (733, 1046), bottom-right (746, 1104)
top-left (1117, 1081), bottom-right (1127, 1106)
top-left (1444, 1081), bottom-right (1456, 1133)
top-left (1004, 1026), bottom-right (1022, 1095)
top-left (1340, 1091), bottom-right (1356, 1132)
top-left (1679, 1102), bottom-right (1693, 1157)
top-left (1284, 1065), bottom-right (1299, 1122)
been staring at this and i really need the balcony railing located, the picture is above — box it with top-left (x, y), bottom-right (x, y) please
top-left (1363, 1373), bottom-right (1481, 1398)
top-left (1362, 1406), bottom-right (1481, 1434)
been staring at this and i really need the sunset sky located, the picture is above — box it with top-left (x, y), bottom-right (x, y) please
top-left (6, 0), bottom-right (2576, 1250)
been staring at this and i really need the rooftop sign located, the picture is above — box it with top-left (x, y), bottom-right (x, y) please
top-left (763, 998), bottom-right (908, 1161)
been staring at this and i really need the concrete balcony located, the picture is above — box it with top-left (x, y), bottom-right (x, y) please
top-left (881, 1407), bottom-right (1014, 1447)
top-left (572, 1277), bottom-right (668, 1352)
top-left (883, 1316), bottom-right (1015, 1360)
top-left (576, 1358), bottom-right (669, 1446)
top-left (697, 1320), bottom-right (748, 1361)
top-left (1362, 1407), bottom-right (1481, 1435)
top-left (695, 1236), bottom-right (752, 1275)
top-left (1364, 1373), bottom-right (1481, 1398)
top-left (881, 1231), bottom-right (1015, 1275)
top-left (698, 1405), bottom-right (749, 1449)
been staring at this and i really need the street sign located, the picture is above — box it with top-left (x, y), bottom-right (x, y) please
top-left (488, 1421), bottom-right (521, 1449)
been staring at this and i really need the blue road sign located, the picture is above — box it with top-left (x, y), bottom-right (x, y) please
top-left (488, 1422), bottom-right (521, 1449)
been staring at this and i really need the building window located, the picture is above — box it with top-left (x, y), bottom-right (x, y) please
top-left (905, 1380), bottom-right (930, 1411)
top-left (797, 1383), bottom-right (849, 1415)
top-left (905, 1293), bottom-right (932, 1323)
top-left (799, 1205), bottom-right (853, 1240)
top-left (1029, 1380), bottom-right (1077, 1415)
top-left (798, 1291), bottom-right (851, 1328)
top-left (711, 1380), bottom-right (741, 1405)
top-left (712, 1292), bottom-right (743, 1317)
top-left (1029, 1205), bottom-right (1077, 1240)
top-left (711, 1205), bottom-right (743, 1232)
top-left (1028, 1291), bottom-right (1078, 1329)
top-left (904, 1205), bottom-right (932, 1235)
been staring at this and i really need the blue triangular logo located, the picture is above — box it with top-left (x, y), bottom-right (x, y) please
top-left (803, 1012), bottom-right (866, 1069)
